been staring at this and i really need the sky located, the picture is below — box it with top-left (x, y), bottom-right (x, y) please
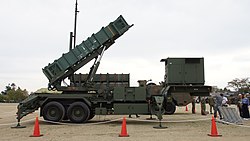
top-left (0, 0), bottom-right (250, 92)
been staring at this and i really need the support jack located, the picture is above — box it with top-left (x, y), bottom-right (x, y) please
top-left (11, 122), bottom-right (26, 128)
top-left (153, 119), bottom-right (167, 129)
top-left (11, 107), bottom-right (26, 128)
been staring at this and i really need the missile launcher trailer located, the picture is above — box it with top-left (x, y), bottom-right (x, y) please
top-left (15, 14), bottom-right (211, 126)
top-left (42, 15), bottom-right (131, 91)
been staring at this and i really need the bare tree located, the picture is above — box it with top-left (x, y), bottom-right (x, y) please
top-left (227, 78), bottom-right (250, 93)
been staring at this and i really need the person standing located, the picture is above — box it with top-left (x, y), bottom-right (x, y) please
top-left (214, 94), bottom-right (223, 119)
top-left (208, 95), bottom-right (215, 114)
top-left (200, 97), bottom-right (207, 115)
top-left (241, 94), bottom-right (250, 119)
top-left (221, 94), bottom-right (228, 107)
top-left (236, 94), bottom-right (243, 117)
top-left (192, 96), bottom-right (196, 114)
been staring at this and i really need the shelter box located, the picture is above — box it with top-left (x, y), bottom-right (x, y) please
top-left (161, 58), bottom-right (205, 85)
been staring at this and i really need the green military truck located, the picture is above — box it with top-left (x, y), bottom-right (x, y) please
top-left (14, 14), bottom-right (211, 126)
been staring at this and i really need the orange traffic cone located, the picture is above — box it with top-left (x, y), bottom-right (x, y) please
top-left (119, 117), bottom-right (129, 137)
top-left (185, 106), bottom-right (188, 111)
top-left (208, 116), bottom-right (222, 137)
top-left (30, 116), bottom-right (43, 137)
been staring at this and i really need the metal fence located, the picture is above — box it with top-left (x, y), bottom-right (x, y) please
top-left (219, 107), bottom-right (243, 124)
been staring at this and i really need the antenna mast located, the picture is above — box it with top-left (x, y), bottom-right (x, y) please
top-left (69, 0), bottom-right (79, 50)
top-left (73, 0), bottom-right (79, 48)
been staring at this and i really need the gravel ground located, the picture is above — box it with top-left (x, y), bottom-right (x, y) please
top-left (0, 103), bottom-right (249, 141)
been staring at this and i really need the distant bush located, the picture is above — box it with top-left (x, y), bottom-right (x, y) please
top-left (1, 83), bottom-right (28, 103)
top-left (0, 94), bottom-right (5, 102)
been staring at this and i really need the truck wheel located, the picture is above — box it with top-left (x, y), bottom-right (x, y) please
top-left (164, 102), bottom-right (176, 115)
top-left (88, 113), bottom-right (95, 120)
top-left (42, 101), bottom-right (65, 122)
top-left (67, 102), bottom-right (90, 123)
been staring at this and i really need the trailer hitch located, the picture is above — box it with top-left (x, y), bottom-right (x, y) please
top-left (11, 104), bottom-right (26, 128)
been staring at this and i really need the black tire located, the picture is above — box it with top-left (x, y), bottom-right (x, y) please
top-left (88, 109), bottom-right (95, 120)
top-left (88, 113), bottom-right (95, 120)
top-left (67, 102), bottom-right (90, 123)
top-left (164, 102), bottom-right (176, 115)
top-left (42, 101), bottom-right (65, 122)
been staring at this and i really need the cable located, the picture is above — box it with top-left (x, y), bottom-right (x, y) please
top-left (1, 115), bottom-right (250, 128)
top-left (41, 117), bottom-right (123, 126)
top-left (126, 117), bottom-right (211, 123)
top-left (0, 118), bottom-right (34, 126)
top-left (218, 120), bottom-right (250, 128)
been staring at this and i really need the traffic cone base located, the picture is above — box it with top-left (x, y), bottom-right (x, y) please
top-left (119, 117), bottom-right (129, 137)
top-left (207, 134), bottom-right (222, 137)
top-left (30, 134), bottom-right (43, 137)
top-left (119, 134), bottom-right (129, 137)
top-left (208, 116), bottom-right (222, 137)
top-left (30, 117), bottom-right (43, 137)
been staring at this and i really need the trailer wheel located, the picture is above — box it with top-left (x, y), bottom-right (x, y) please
top-left (67, 102), bottom-right (90, 123)
top-left (42, 101), bottom-right (65, 122)
top-left (164, 102), bottom-right (176, 115)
